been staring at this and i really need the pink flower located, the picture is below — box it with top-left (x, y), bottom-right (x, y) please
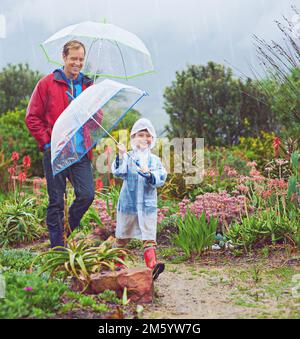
top-left (250, 168), bottom-right (261, 177)
top-left (236, 184), bottom-right (249, 193)
top-left (179, 192), bottom-right (251, 227)
top-left (204, 169), bottom-right (216, 177)
top-left (261, 190), bottom-right (272, 199)
top-left (247, 161), bottom-right (257, 167)
top-left (275, 159), bottom-right (287, 166)
top-left (23, 286), bottom-right (33, 292)
top-left (268, 179), bottom-right (287, 190)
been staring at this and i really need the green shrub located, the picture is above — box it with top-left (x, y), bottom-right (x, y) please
top-left (0, 272), bottom-right (67, 319)
top-left (226, 209), bottom-right (299, 250)
top-left (0, 249), bottom-right (37, 272)
top-left (232, 131), bottom-right (275, 168)
top-left (287, 151), bottom-right (300, 204)
top-left (0, 196), bottom-right (44, 247)
top-left (0, 108), bottom-right (43, 177)
top-left (80, 206), bottom-right (103, 230)
top-left (62, 290), bottom-right (109, 314)
top-left (172, 210), bottom-right (218, 257)
top-left (205, 146), bottom-right (250, 174)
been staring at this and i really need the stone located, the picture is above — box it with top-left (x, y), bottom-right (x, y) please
top-left (117, 268), bottom-right (154, 303)
top-left (70, 268), bottom-right (153, 303)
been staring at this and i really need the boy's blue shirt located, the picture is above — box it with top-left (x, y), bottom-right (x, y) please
top-left (112, 151), bottom-right (167, 214)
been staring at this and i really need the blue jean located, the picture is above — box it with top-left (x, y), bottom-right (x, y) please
top-left (43, 150), bottom-right (94, 248)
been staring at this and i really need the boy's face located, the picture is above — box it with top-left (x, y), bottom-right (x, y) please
top-left (133, 130), bottom-right (152, 150)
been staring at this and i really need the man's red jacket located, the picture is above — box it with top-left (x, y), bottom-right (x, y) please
top-left (25, 69), bottom-right (93, 152)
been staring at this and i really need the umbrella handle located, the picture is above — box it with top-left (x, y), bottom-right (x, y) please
top-left (65, 91), bottom-right (142, 171)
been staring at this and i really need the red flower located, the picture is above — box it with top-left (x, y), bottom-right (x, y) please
top-left (273, 137), bottom-right (281, 158)
top-left (8, 167), bottom-right (16, 176)
top-left (22, 155), bottom-right (31, 169)
top-left (95, 178), bottom-right (104, 192)
top-left (11, 151), bottom-right (19, 162)
top-left (17, 172), bottom-right (27, 183)
top-left (104, 146), bottom-right (113, 154)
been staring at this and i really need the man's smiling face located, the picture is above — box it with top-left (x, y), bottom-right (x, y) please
top-left (62, 47), bottom-right (85, 79)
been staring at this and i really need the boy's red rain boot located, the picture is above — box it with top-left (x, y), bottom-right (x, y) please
top-left (144, 247), bottom-right (165, 280)
top-left (115, 255), bottom-right (125, 270)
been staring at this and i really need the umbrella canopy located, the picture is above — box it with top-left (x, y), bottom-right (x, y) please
top-left (41, 21), bottom-right (154, 80)
top-left (51, 79), bottom-right (148, 176)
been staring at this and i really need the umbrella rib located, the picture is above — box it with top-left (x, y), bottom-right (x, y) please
top-left (85, 38), bottom-right (99, 75)
top-left (90, 116), bottom-right (119, 144)
top-left (114, 41), bottom-right (128, 80)
top-left (90, 116), bottom-right (142, 170)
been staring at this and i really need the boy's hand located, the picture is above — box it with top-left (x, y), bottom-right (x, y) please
top-left (117, 143), bottom-right (126, 157)
top-left (137, 170), bottom-right (151, 179)
top-left (137, 170), bottom-right (156, 185)
top-left (140, 165), bottom-right (150, 173)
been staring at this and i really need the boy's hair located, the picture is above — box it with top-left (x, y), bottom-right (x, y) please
top-left (63, 40), bottom-right (86, 57)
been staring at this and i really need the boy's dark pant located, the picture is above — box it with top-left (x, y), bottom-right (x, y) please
top-left (43, 150), bottom-right (94, 248)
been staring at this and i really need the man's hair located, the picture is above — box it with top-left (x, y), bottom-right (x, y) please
top-left (63, 40), bottom-right (86, 56)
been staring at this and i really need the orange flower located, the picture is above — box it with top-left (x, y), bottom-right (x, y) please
top-left (104, 145), bottom-right (113, 154)
top-left (8, 167), bottom-right (16, 176)
top-left (22, 155), bottom-right (31, 169)
top-left (11, 151), bottom-right (19, 162)
top-left (95, 178), bottom-right (104, 192)
top-left (17, 172), bottom-right (27, 183)
top-left (273, 137), bottom-right (281, 158)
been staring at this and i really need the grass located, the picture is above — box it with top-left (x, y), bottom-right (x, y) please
top-left (223, 263), bottom-right (300, 318)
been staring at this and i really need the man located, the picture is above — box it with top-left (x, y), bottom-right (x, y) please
top-left (25, 40), bottom-right (94, 248)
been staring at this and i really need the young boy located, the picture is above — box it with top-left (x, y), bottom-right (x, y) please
top-left (112, 118), bottom-right (167, 279)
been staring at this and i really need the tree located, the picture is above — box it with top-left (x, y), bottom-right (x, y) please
top-left (238, 78), bottom-right (278, 137)
top-left (0, 63), bottom-right (42, 115)
top-left (114, 108), bottom-right (141, 130)
top-left (163, 62), bottom-right (276, 146)
top-left (253, 5), bottom-right (300, 138)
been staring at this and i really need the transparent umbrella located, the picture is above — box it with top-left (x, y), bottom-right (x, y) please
top-left (51, 79), bottom-right (148, 176)
top-left (41, 21), bottom-right (154, 81)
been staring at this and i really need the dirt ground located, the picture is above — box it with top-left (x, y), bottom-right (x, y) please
top-left (26, 240), bottom-right (300, 319)
top-left (142, 250), bottom-right (300, 319)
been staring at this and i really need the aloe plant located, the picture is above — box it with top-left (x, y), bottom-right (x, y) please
top-left (226, 209), bottom-right (299, 250)
top-left (30, 237), bottom-right (134, 290)
top-left (287, 151), bottom-right (299, 202)
top-left (173, 210), bottom-right (218, 257)
top-left (0, 196), bottom-right (43, 247)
